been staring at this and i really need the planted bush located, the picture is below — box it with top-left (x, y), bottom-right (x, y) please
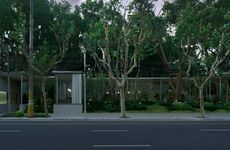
top-left (224, 104), bottom-right (230, 111)
top-left (169, 102), bottom-right (194, 111)
top-left (87, 99), bottom-right (147, 112)
top-left (2, 111), bottom-right (24, 117)
top-left (204, 102), bottom-right (217, 111)
top-left (87, 99), bottom-right (104, 112)
top-left (147, 104), bottom-right (168, 112)
top-left (126, 101), bottom-right (147, 111)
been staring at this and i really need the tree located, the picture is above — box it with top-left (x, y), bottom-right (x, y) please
top-left (176, 3), bottom-right (230, 117)
top-left (84, 0), bottom-right (151, 117)
top-left (0, 0), bottom-right (26, 71)
top-left (30, 0), bottom-right (74, 116)
top-left (156, 0), bottom-right (204, 102)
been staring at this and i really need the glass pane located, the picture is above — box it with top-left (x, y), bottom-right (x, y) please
top-left (58, 75), bottom-right (72, 104)
top-left (0, 91), bottom-right (7, 104)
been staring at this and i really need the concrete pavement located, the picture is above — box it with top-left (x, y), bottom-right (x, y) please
top-left (0, 112), bottom-right (230, 122)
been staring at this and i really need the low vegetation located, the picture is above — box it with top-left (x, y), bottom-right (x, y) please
top-left (1, 111), bottom-right (49, 117)
top-left (87, 99), bottom-right (230, 113)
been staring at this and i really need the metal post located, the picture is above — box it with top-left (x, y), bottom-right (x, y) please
top-left (55, 76), bottom-right (59, 104)
top-left (7, 45), bottom-right (11, 112)
top-left (83, 51), bottom-right (86, 114)
top-left (189, 80), bottom-right (192, 101)
top-left (160, 79), bottom-right (163, 101)
top-left (226, 80), bottom-right (229, 104)
top-left (20, 75), bottom-right (23, 105)
top-left (28, 0), bottom-right (34, 117)
top-left (79, 33), bottom-right (86, 114)
top-left (219, 77), bottom-right (222, 98)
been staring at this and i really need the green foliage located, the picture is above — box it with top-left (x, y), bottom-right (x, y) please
top-left (186, 101), bottom-right (200, 108)
top-left (87, 99), bottom-right (147, 112)
top-left (204, 102), bottom-right (226, 111)
top-left (34, 98), bottom-right (54, 113)
top-left (32, 113), bottom-right (49, 117)
top-left (86, 98), bottom-right (230, 112)
top-left (146, 104), bottom-right (168, 112)
top-left (34, 0), bottom-right (75, 73)
top-left (126, 100), bottom-right (147, 111)
top-left (169, 102), bottom-right (194, 111)
top-left (204, 102), bottom-right (217, 111)
top-left (224, 104), bottom-right (230, 111)
top-left (163, 0), bottom-right (201, 24)
top-left (2, 111), bottom-right (24, 117)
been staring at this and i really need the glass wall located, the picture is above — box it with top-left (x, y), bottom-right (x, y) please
top-left (56, 73), bottom-right (82, 104)
top-left (0, 91), bottom-right (7, 104)
top-left (58, 74), bottom-right (72, 104)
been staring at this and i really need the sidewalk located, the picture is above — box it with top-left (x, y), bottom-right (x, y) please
top-left (0, 113), bottom-right (230, 122)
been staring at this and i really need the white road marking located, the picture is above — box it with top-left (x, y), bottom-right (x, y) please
top-left (0, 130), bottom-right (21, 133)
top-left (91, 130), bottom-right (128, 133)
top-left (201, 129), bottom-right (230, 132)
top-left (93, 144), bottom-right (151, 148)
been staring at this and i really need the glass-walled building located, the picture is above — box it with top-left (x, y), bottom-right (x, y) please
top-left (53, 71), bottom-right (82, 116)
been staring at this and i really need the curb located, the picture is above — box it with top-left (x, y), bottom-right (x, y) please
top-left (1, 117), bottom-right (230, 122)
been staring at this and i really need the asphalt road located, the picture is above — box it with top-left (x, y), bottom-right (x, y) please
top-left (0, 121), bottom-right (230, 150)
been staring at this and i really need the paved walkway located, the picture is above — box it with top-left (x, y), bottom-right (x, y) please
top-left (0, 113), bottom-right (230, 122)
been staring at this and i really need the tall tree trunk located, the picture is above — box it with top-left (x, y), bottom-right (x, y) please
top-left (119, 85), bottom-right (127, 118)
top-left (199, 87), bottom-right (205, 117)
top-left (27, 0), bottom-right (34, 117)
top-left (109, 78), bottom-right (116, 101)
top-left (175, 71), bottom-right (182, 101)
top-left (41, 77), bottom-right (48, 116)
top-left (28, 75), bottom-right (34, 117)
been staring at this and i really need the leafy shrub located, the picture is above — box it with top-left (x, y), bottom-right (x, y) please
top-left (204, 102), bottom-right (217, 111)
top-left (186, 101), bottom-right (199, 108)
top-left (34, 98), bottom-right (54, 113)
top-left (224, 104), bottom-right (230, 111)
top-left (34, 104), bottom-right (43, 113)
top-left (147, 104), bottom-right (168, 112)
top-left (104, 102), bottom-right (120, 112)
top-left (33, 113), bottom-right (49, 117)
top-left (126, 101), bottom-right (147, 111)
top-left (87, 99), bottom-right (147, 112)
top-left (47, 98), bottom-right (55, 113)
top-left (2, 111), bottom-right (24, 117)
top-left (141, 100), bottom-right (155, 105)
top-left (87, 99), bottom-right (104, 112)
top-left (204, 102), bottom-right (226, 111)
top-left (16, 111), bottom-right (24, 117)
top-left (169, 102), bottom-right (194, 111)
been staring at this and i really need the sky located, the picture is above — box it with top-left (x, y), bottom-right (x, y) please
top-left (55, 0), bottom-right (167, 15)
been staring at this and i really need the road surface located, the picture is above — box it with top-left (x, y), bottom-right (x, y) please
top-left (0, 121), bottom-right (230, 150)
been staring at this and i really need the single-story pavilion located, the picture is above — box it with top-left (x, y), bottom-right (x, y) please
top-left (53, 71), bottom-right (83, 116)
top-left (0, 71), bottom-right (27, 113)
